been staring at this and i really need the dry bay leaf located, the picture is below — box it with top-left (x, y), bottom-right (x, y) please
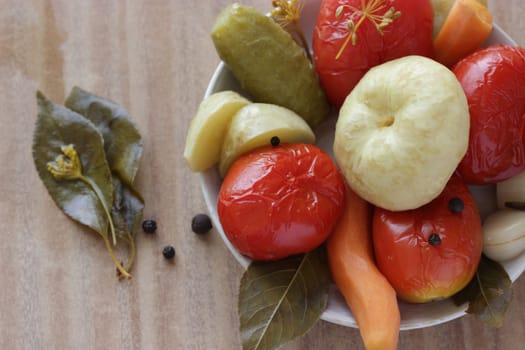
top-left (33, 91), bottom-right (113, 235)
top-left (65, 86), bottom-right (143, 186)
top-left (111, 176), bottom-right (144, 236)
top-left (238, 246), bottom-right (330, 350)
top-left (33, 90), bottom-right (143, 279)
top-left (453, 255), bottom-right (513, 328)
top-left (66, 87), bottom-right (144, 240)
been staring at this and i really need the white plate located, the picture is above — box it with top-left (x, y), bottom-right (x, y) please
top-left (199, 0), bottom-right (525, 330)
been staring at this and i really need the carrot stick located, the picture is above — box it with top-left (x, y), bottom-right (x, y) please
top-left (434, 0), bottom-right (493, 67)
top-left (327, 187), bottom-right (400, 350)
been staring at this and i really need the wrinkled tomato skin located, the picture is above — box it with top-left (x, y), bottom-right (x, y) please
top-left (455, 45), bottom-right (525, 184)
top-left (313, 0), bottom-right (434, 107)
top-left (372, 175), bottom-right (483, 303)
top-left (218, 144), bottom-right (345, 261)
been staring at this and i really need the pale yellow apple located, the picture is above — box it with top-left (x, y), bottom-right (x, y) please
top-left (219, 103), bottom-right (315, 177)
top-left (333, 56), bottom-right (469, 211)
top-left (183, 91), bottom-right (250, 172)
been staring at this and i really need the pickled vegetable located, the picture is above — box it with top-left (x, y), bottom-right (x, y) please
top-left (431, 0), bottom-right (488, 37)
top-left (183, 91), bottom-right (250, 172)
top-left (497, 171), bottom-right (525, 209)
top-left (483, 209), bottom-right (525, 262)
top-left (211, 3), bottom-right (329, 128)
top-left (219, 103), bottom-right (315, 177)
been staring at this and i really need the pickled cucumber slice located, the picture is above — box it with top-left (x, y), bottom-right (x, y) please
top-left (211, 3), bottom-right (329, 128)
top-left (219, 103), bottom-right (315, 177)
top-left (183, 91), bottom-right (250, 172)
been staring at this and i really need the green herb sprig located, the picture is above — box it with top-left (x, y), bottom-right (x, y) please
top-left (270, 0), bottom-right (312, 62)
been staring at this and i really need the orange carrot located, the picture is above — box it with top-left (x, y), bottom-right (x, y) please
top-left (434, 0), bottom-right (493, 67)
top-left (327, 187), bottom-right (400, 350)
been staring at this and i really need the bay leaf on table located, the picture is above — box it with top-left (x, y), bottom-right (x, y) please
top-left (65, 87), bottom-right (144, 234)
top-left (32, 91), bottom-right (113, 235)
top-left (65, 86), bottom-right (143, 186)
top-left (453, 255), bottom-right (513, 328)
top-left (65, 87), bottom-right (144, 236)
top-left (238, 246), bottom-right (330, 350)
top-left (111, 176), bottom-right (144, 236)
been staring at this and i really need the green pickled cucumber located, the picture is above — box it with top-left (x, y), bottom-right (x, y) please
top-left (211, 3), bottom-right (329, 128)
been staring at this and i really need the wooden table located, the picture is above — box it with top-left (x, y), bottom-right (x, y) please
top-left (1, 1), bottom-right (524, 349)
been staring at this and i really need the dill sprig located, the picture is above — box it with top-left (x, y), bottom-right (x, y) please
top-left (270, 0), bottom-right (312, 62)
top-left (335, 0), bottom-right (401, 60)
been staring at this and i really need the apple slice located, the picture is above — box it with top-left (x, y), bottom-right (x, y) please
top-left (219, 103), bottom-right (315, 177)
top-left (183, 91), bottom-right (250, 172)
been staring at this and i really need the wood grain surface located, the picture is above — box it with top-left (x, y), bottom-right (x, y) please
top-left (1, 0), bottom-right (524, 349)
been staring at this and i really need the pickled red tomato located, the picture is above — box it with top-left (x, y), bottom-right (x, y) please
top-left (455, 45), bottom-right (525, 184)
top-left (218, 144), bottom-right (345, 261)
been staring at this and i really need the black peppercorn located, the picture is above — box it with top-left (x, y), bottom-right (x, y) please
top-left (448, 197), bottom-right (464, 213)
top-left (142, 219), bottom-right (157, 233)
top-left (162, 245), bottom-right (176, 259)
top-left (192, 214), bottom-right (212, 234)
top-left (270, 136), bottom-right (281, 147)
top-left (428, 233), bottom-right (442, 246)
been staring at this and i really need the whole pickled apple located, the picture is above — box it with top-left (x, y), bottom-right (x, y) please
top-left (211, 3), bottom-right (329, 128)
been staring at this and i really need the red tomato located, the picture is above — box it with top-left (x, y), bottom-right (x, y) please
top-left (217, 144), bottom-right (345, 261)
top-left (372, 175), bottom-right (483, 303)
top-left (313, 0), bottom-right (434, 107)
top-left (455, 45), bottom-right (525, 184)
